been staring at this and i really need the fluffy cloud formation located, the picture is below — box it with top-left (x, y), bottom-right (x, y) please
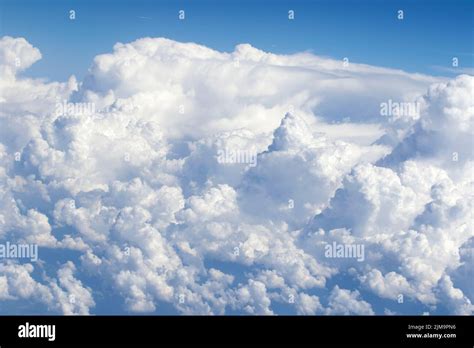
top-left (0, 36), bottom-right (472, 315)
top-left (0, 261), bottom-right (94, 314)
top-left (380, 75), bottom-right (473, 171)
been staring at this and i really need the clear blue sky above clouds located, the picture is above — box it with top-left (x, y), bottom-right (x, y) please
top-left (1, 0), bottom-right (473, 81)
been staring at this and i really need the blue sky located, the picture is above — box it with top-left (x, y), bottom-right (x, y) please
top-left (1, 0), bottom-right (473, 81)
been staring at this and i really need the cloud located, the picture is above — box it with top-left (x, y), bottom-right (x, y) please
top-left (233, 279), bottom-right (273, 315)
top-left (379, 75), bottom-right (473, 170)
top-left (0, 261), bottom-right (94, 314)
top-left (77, 37), bottom-right (441, 140)
top-left (325, 286), bottom-right (374, 315)
top-left (0, 36), bottom-right (472, 315)
top-left (432, 66), bottom-right (474, 76)
top-left (0, 36), bottom-right (41, 76)
top-left (240, 112), bottom-right (389, 226)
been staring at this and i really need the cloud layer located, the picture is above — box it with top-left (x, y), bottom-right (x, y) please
top-left (0, 36), bottom-right (472, 315)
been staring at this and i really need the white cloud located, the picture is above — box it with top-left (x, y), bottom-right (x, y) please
top-left (0, 36), bottom-right (472, 315)
top-left (326, 286), bottom-right (374, 315)
top-left (49, 261), bottom-right (95, 315)
top-left (0, 261), bottom-right (94, 314)
top-left (380, 75), bottom-right (473, 171)
top-left (0, 36), bottom-right (41, 76)
top-left (233, 279), bottom-right (273, 315)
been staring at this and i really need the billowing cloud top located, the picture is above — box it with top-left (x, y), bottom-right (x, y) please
top-left (0, 36), bottom-right (472, 315)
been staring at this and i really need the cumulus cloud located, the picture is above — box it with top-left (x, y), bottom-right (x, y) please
top-left (0, 36), bottom-right (472, 315)
top-left (0, 261), bottom-right (94, 314)
top-left (379, 75), bottom-right (473, 172)
top-left (326, 286), bottom-right (374, 315)
top-left (0, 36), bottom-right (41, 76)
